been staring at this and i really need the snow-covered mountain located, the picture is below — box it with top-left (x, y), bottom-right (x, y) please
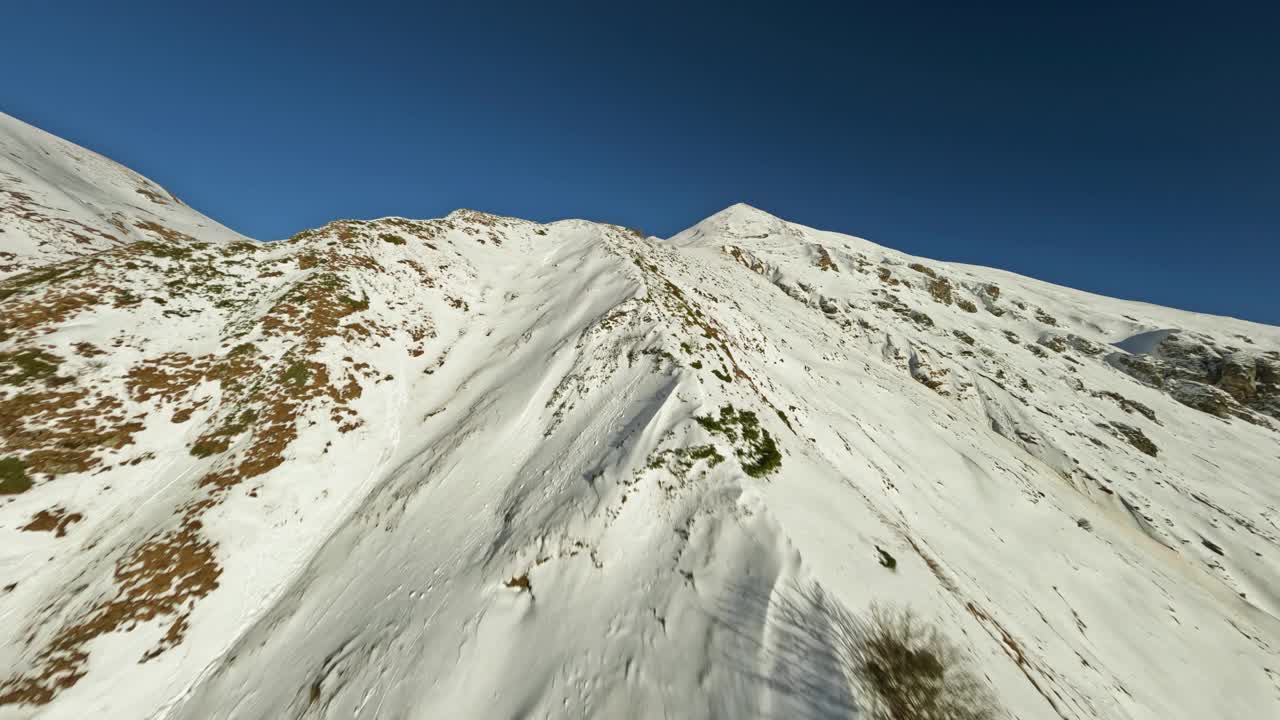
top-left (2, 111), bottom-right (1279, 719)
top-left (0, 113), bottom-right (247, 279)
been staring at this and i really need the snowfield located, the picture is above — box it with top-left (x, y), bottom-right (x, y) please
top-left (2, 111), bottom-right (1280, 719)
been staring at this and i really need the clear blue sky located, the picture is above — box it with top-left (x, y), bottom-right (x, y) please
top-left (5, 1), bottom-right (1277, 323)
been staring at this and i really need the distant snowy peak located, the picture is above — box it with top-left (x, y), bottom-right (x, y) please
top-left (0, 112), bottom-right (247, 278)
top-left (669, 202), bottom-right (800, 246)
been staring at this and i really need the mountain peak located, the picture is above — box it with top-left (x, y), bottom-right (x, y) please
top-left (700, 201), bottom-right (785, 228)
top-left (3, 118), bottom-right (1280, 720)
top-left (669, 202), bottom-right (795, 246)
top-left (716, 201), bottom-right (774, 217)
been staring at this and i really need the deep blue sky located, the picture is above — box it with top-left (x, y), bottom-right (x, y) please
top-left (5, 1), bottom-right (1277, 323)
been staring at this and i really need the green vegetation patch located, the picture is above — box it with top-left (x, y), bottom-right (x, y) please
top-left (131, 240), bottom-right (198, 261)
top-left (282, 362), bottom-right (311, 388)
top-left (341, 294), bottom-right (370, 312)
top-left (0, 456), bottom-right (33, 494)
top-left (854, 603), bottom-right (999, 720)
top-left (113, 290), bottom-right (142, 308)
top-left (631, 347), bottom-right (676, 366)
top-left (643, 444), bottom-right (726, 495)
top-left (190, 408), bottom-right (258, 458)
top-left (189, 439), bottom-right (225, 458)
top-left (695, 405), bottom-right (782, 477)
top-left (222, 241), bottom-right (262, 256)
top-left (647, 444), bottom-right (725, 472)
top-left (0, 348), bottom-right (67, 387)
top-left (379, 233), bottom-right (407, 245)
top-left (0, 264), bottom-right (87, 302)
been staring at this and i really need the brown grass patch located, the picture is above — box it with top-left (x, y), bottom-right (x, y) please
top-left (133, 221), bottom-right (194, 243)
top-left (21, 507), bottom-right (84, 537)
top-left (134, 186), bottom-right (170, 205)
top-left (0, 221), bottom-right (434, 706)
top-left (0, 501), bottom-right (220, 705)
top-left (0, 381), bottom-right (143, 476)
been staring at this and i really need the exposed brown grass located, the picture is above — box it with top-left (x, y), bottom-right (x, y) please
top-left (133, 186), bottom-right (170, 205)
top-left (20, 507), bottom-right (84, 537)
top-left (0, 501), bottom-right (220, 705)
top-left (0, 220), bottom-right (441, 706)
top-left (0, 385), bottom-right (143, 476)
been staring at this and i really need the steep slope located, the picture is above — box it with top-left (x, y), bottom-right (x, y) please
top-left (0, 112), bottom-right (247, 277)
top-left (2, 124), bottom-right (1280, 720)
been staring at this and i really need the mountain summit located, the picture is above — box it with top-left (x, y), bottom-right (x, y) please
top-left (2, 113), bottom-right (1279, 719)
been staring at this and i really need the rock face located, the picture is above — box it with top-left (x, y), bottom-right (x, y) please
top-left (3, 114), bottom-right (1280, 720)
top-left (1108, 331), bottom-right (1280, 427)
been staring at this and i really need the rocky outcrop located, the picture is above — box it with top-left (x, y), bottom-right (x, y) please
top-left (1102, 421), bottom-right (1159, 457)
top-left (1108, 332), bottom-right (1279, 427)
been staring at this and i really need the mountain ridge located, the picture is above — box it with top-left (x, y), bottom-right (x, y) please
top-left (2, 113), bottom-right (1279, 720)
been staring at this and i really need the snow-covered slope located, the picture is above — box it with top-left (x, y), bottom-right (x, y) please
top-left (0, 112), bottom-right (247, 277)
top-left (2, 119), bottom-right (1280, 720)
